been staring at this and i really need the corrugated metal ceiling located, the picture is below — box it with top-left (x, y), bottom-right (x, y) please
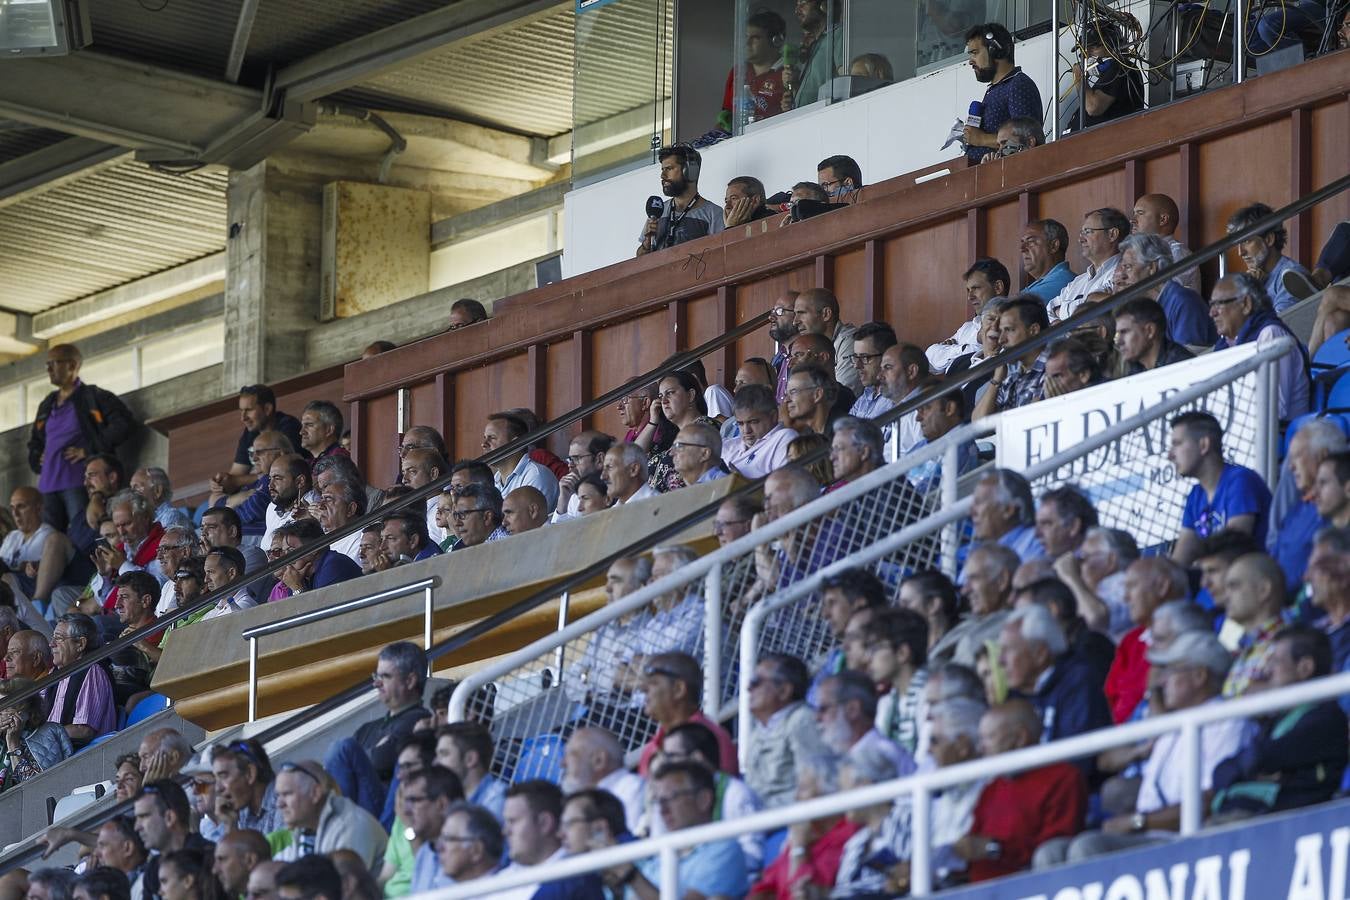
top-left (0, 161), bottom-right (226, 314)
top-left (0, 124), bottom-right (74, 166)
top-left (86, 0), bottom-right (461, 83)
top-left (345, 1), bottom-right (671, 138)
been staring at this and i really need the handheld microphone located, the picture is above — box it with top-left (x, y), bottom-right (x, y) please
top-left (965, 101), bottom-right (984, 130)
top-left (645, 196), bottom-right (665, 218)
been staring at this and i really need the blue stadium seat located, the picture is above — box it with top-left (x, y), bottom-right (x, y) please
top-left (1325, 371), bottom-right (1350, 415)
top-left (125, 693), bottom-right (171, 727)
top-left (510, 733), bottom-right (564, 784)
top-left (1312, 329), bottom-right (1350, 410)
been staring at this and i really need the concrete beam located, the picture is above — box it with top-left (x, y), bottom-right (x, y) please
top-left (0, 52), bottom-right (261, 154)
top-left (295, 108), bottom-right (559, 183)
top-left (0, 138), bottom-right (125, 207)
top-left (274, 0), bottom-right (562, 102)
top-left (0, 312), bottom-right (38, 357)
top-left (31, 252), bottom-right (227, 340)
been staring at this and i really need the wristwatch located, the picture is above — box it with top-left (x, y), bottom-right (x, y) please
top-left (1130, 812), bottom-right (1147, 832)
top-left (984, 839), bottom-right (1002, 860)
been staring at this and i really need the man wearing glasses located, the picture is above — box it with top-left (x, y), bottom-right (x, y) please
top-left (405, 767), bottom-right (465, 894)
top-left (848, 322), bottom-right (898, 420)
top-left (448, 484), bottom-right (506, 551)
top-left (1048, 208), bottom-right (1131, 321)
top-left (435, 802), bottom-right (502, 885)
top-left (669, 424), bottom-right (728, 488)
top-left (601, 760), bottom-right (748, 900)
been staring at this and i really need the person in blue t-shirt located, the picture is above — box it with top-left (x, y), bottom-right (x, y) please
top-left (1021, 219), bottom-right (1075, 305)
top-left (1170, 410), bottom-right (1272, 567)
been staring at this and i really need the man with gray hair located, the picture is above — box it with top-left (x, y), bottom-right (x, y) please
top-left (152, 524), bottom-right (195, 616)
top-left (723, 384), bottom-right (796, 478)
top-left (968, 469), bottom-right (1044, 566)
top-left (924, 697), bottom-right (990, 882)
top-left (1209, 273), bottom-right (1310, 422)
top-left (46, 612), bottom-right (116, 746)
top-left (815, 670), bottom-right (914, 777)
top-left (97, 489), bottom-right (167, 588)
top-left (560, 727), bottom-right (645, 832)
top-left (316, 475), bottom-right (366, 563)
top-left (130, 467), bottom-right (193, 532)
top-left (26, 868), bottom-right (78, 900)
top-left (299, 399), bottom-right (347, 461)
top-left (1112, 233), bottom-right (1214, 346)
top-left (1021, 219), bottom-right (1075, 306)
top-left (1000, 605), bottom-right (1111, 749)
top-left (1055, 526), bottom-right (1139, 641)
top-left (940, 543), bottom-right (1020, 667)
top-left (828, 416), bottom-right (886, 486)
top-left (1272, 419), bottom-right (1347, 587)
top-left (671, 422), bottom-right (728, 487)
top-left (567, 555), bottom-right (654, 710)
top-left (1049, 207), bottom-right (1130, 320)
top-left (600, 442), bottom-right (657, 505)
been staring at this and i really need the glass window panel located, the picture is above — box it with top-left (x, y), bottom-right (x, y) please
top-left (138, 320), bottom-right (224, 388)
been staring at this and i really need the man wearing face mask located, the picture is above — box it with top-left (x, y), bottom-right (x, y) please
top-left (982, 116), bottom-right (1043, 163)
top-left (962, 23), bottom-right (1044, 165)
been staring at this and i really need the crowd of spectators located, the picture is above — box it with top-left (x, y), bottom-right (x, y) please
top-left (2, 13), bottom-right (1349, 900)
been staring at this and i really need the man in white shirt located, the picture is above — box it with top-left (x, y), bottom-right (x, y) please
top-left (483, 413), bottom-right (559, 512)
top-left (1049, 208), bottom-right (1130, 321)
top-left (153, 525), bottom-right (196, 616)
top-left (723, 385), bottom-right (796, 479)
top-left (201, 547), bottom-right (258, 620)
top-left (560, 727), bottom-right (646, 836)
top-left (262, 454), bottom-right (310, 550)
top-left (879, 343), bottom-right (930, 459)
top-left (317, 477), bottom-right (366, 564)
top-left (398, 447), bottom-right (449, 546)
top-left (1039, 631), bottom-right (1244, 863)
top-left (600, 443), bottom-right (658, 506)
top-left (552, 431), bottom-right (616, 524)
top-left (2, 486), bottom-right (77, 615)
top-left (926, 259), bottom-right (1011, 372)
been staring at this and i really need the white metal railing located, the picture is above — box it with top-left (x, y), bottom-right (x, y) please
top-left (447, 422), bottom-right (975, 727)
top-left (241, 576), bottom-right (438, 721)
top-left (736, 337), bottom-right (1291, 754)
top-left (425, 668), bottom-right (1350, 900)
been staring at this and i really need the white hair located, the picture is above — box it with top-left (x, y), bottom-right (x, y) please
top-left (930, 697), bottom-right (986, 744)
top-left (1295, 419), bottom-right (1349, 456)
top-left (1007, 603), bottom-right (1067, 656)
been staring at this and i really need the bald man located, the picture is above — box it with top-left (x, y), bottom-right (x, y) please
top-left (958, 700), bottom-right (1088, 881)
top-left (1106, 557), bottom-right (1188, 723)
top-left (561, 727), bottom-right (645, 831)
top-left (214, 828), bottom-right (273, 898)
top-left (501, 486), bottom-right (548, 536)
top-left (400, 446), bottom-right (450, 546)
top-left (1220, 553), bottom-right (1287, 698)
top-left (1130, 193), bottom-right (1197, 291)
top-left (2, 486), bottom-right (79, 620)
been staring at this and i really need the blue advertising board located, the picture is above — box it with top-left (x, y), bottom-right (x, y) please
top-left (941, 798), bottom-right (1350, 899)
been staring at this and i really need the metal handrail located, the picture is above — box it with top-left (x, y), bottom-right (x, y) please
top-left (424, 667), bottom-right (1350, 900)
top-left (241, 576), bottom-right (440, 721)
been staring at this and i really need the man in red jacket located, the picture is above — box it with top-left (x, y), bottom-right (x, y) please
top-left (1104, 557), bottom-right (1189, 723)
top-left (955, 699), bottom-right (1087, 882)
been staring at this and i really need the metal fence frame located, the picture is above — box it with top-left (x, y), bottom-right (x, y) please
top-left (447, 421), bottom-right (979, 724)
top-left (736, 337), bottom-right (1289, 757)
top-left (426, 667), bottom-right (1350, 900)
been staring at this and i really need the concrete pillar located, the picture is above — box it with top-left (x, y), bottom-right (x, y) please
top-left (223, 160), bottom-right (325, 387)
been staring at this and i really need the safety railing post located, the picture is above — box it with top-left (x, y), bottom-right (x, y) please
top-left (911, 784), bottom-right (932, 897)
top-left (424, 583), bottom-right (434, 676)
top-left (553, 591), bottom-right (571, 677)
top-left (1256, 354), bottom-right (1280, 488)
top-left (1180, 719), bottom-right (1202, 835)
top-left (940, 442), bottom-right (960, 579)
top-left (247, 636), bottom-right (259, 723)
top-left (659, 846), bottom-right (679, 898)
top-left (703, 565), bottom-right (722, 719)
top-left (737, 603), bottom-right (764, 771)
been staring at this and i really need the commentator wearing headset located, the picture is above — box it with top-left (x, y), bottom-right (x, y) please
top-left (961, 22), bottom-right (1044, 165)
top-left (637, 144), bottom-right (725, 256)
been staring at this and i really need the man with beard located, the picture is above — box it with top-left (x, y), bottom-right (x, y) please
top-left (637, 144), bottom-right (724, 255)
top-left (769, 291), bottom-right (801, 402)
top-left (263, 454), bottom-right (310, 548)
top-left (962, 23), bottom-right (1043, 165)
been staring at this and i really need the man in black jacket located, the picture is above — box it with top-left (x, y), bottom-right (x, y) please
top-left (27, 344), bottom-right (136, 531)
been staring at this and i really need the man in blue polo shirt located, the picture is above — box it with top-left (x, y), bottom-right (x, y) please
top-left (962, 23), bottom-right (1044, 165)
top-left (1021, 220), bottom-right (1075, 304)
top-left (1170, 411), bottom-right (1272, 566)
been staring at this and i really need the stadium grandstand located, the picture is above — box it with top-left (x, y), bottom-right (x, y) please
top-left (1, 0), bottom-right (1350, 898)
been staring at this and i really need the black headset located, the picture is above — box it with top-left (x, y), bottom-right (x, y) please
top-left (983, 29), bottom-right (1007, 60)
top-left (675, 144), bottom-right (700, 183)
